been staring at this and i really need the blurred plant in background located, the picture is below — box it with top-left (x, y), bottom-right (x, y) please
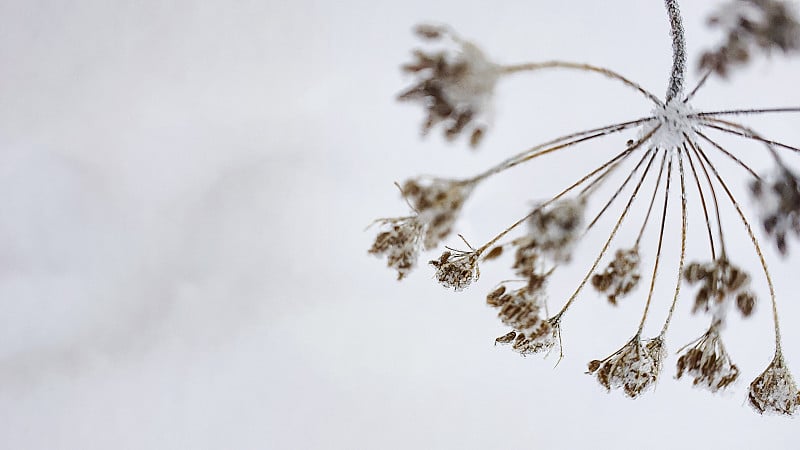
top-left (369, 0), bottom-right (800, 415)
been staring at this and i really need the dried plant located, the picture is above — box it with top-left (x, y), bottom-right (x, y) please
top-left (369, 0), bottom-right (800, 415)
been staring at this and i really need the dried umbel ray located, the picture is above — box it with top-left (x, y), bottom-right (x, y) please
top-left (369, 0), bottom-right (800, 415)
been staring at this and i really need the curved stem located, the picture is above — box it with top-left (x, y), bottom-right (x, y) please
top-left (686, 138), bottom-right (728, 257)
top-left (694, 129), bottom-right (761, 180)
top-left (499, 61), bottom-right (662, 105)
top-left (584, 127), bottom-right (661, 230)
top-left (660, 149), bottom-right (688, 337)
top-left (664, 0), bottom-right (687, 102)
top-left (701, 118), bottom-right (790, 162)
top-left (638, 152), bottom-right (673, 334)
top-left (554, 149), bottom-right (660, 320)
top-left (635, 150), bottom-right (669, 248)
top-left (694, 146), bottom-right (783, 352)
top-left (683, 142), bottom-right (717, 259)
top-left (684, 69), bottom-right (713, 103)
top-left (467, 118), bottom-right (653, 183)
top-left (585, 147), bottom-right (653, 232)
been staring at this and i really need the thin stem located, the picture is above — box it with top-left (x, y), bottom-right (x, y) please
top-left (554, 150), bottom-right (661, 320)
top-left (684, 69), bottom-right (713, 103)
top-left (694, 130), bottom-right (762, 180)
top-left (694, 107), bottom-right (800, 117)
top-left (586, 147), bottom-right (653, 232)
top-left (694, 145), bottom-right (783, 352)
top-left (584, 127), bottom-right (661, 230)
top-left (664, 0), bottom-right (687, 102)
top-left (701, 118), bottom-right (790, 162)
top-left (635, 150), bottom-right (669, 248)
top-left (476, 147), bottom-right (636, 254)
top-left (637, 153), bottom-right (673, 334)
top-left (468, 118), bottom-right (653, 183)
top-left (683, 142), bottom-right (717, 259)
top-left (660, 149), bottom-right (687, 337)
top-left (499, 61), bottom-right (661, 105)
top-left (686, 138), bottom-right (728, 257)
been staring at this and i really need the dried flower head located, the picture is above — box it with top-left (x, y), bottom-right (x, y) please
top-left (402, 178), bottom-right (474, 249)
top-left (592, 248), bottom-right (641, 305)
top-left (369, 216), bottom-right (426, 280)
top-left (750, 167), bottom-right (800, 254)
top-left (676, 325), bottom-right (740, 392)
top-left (523, 198), bottom-right (586, 263)
top-left (398, 24), bottom-right (499, 147)
top-left (749, 352), bottom-right (800, 415)
top-left (702, 0), bottom-right (800, 76)
top-left (371, 1), bottom-right (800, 415)
top-left (509, 318), bottom-right (560, 356)
top-left (430, 249), bottom-right (480, 291)
top-left (683, 258), bottom-right (756, 319)
top-left (487, 282), bottom-right (550, 353)
top-left (588, 336), bottom-right (664, 398)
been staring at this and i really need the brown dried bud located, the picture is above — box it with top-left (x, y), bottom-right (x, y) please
top-left (676, 325), bottom-right (739, 392)
top-left (495, 331), bottom-right (517, 345)
top-left (483, 246), bottom-right (504, 261)
top-left (592, 248), bottom-right (641, 305)
top-left (736, 291), bottom-right (756, 317)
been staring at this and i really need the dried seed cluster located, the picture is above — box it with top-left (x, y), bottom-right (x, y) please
top-left (683, 258), bottom-right (756, 319)
top-left (430, 250), bottom-right (480, 291)
top-left (588, 337), bottom-right (665, 398)
top-left (402, 178), bottom-right (474, 249)
top-left (487, 283), bottom-right (557, 355)
top-left (521, 198), bottom-right (586, 264)
top-left (750, 167), bottom-right (800, 255)
top-left (702, 0), bottom-right (800, 76)
top-left (398, 24), bottom-right (499, 147)
top-left (369, 217), bottom-right (426, 280)
top-left (591, 248), bottom-right (641, 305)
top-left (676, 326), bottom-right (740, 392)
top-left (749, 353), bottom-right (800, 414)
top-left (371, 3), bottom-right (800, 415)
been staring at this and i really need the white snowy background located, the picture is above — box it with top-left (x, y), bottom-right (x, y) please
top-left (0, 0), bottom-right (798, 448)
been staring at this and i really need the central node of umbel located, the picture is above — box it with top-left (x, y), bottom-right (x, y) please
top-left (649, 99), bottom-right (699, 151)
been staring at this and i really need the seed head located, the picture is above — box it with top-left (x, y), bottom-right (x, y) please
top-left (676, 325), bottom-right (740, 392)
top-left (398, 24), bottom-right (499, 147)
top-left (748, 352), bottom-right (800, 415)
top-left (683, 258), bottom-right (756, 320)
top-left (592, 248), bottom-right (641, 305)
top-left (750, 167), bottom-right (800, 255)
top-left (402, 178), bottom-right (474, 249)
top-left (430, 250), bottom-right (480, 291)
top-left (369, 216), bottom-right (426, 280)
top-left (524, 198), bottom-right (586, 264)
top-left (702, 0), bottom-right (800, 76)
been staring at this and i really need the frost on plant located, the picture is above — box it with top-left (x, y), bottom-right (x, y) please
top-left (369, 0), bottom-right (800, 415)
